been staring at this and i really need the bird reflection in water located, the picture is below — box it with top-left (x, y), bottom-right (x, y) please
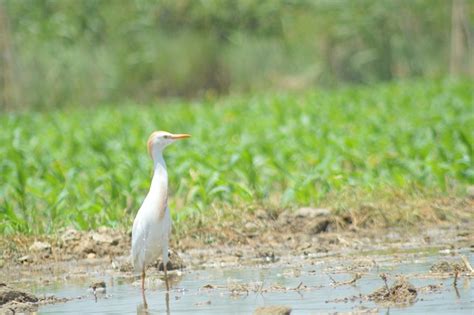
top-left (137, 269), bottom-right (182, 314)
top-left (137, 291), bottom-right (170, 315)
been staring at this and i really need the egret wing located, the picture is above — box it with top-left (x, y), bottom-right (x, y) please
top-left (131, 212), bottom-right (149, 272)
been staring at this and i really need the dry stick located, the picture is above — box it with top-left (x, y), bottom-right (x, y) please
top-left (453, 264), bottom-right (461, 299)
top-left (460, 255), bottom-right (474, 273)
top-left (380, 273), bottom-right (390, 291)
top-left (295, 281), bottom-right (303, 290)
top-left (328, 273), bottom-right (362, 287)
top-left (294, 281), bottom-right (305, 298)
top-left (453, 266), bottom-right (460, 287)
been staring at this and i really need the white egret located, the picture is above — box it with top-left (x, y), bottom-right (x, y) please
top-left (132, 131), bottom-right (190, 295)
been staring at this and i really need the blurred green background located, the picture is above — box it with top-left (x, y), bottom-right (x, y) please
top-left (0, 0), bottom-right (472, 109)
top-left (0, 1), bottom-right (473, 234)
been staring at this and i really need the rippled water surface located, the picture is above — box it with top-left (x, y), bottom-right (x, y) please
top-left (36, 250), bottom-right (473, 314)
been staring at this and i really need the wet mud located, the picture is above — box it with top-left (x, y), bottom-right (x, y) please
top-left (1, 209), bottom-right (473, 314)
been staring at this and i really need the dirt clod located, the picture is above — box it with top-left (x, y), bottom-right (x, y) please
top-left (309, 219), bottom-right (332, 234)
top-left (368, 277), bottom-right (417, 306)
top-left (60, 228), bottom-right (81, 242)
top-left (0, 284), bottom-right (38, 305)
top-left (254, 305), bottom-right (292, 315)
top-left (155, 249), bottom-right (186, 271)
top-left (59, 227), bottom-right (129, 259)
top-left (29, 241), bottom-right (52, 254)
top-left (295, 207), bottom-right (331, 218)
top-left (278, 208), bottom-right (335, 234)
top-left (430, 261), bottom-right (467, 273)
top-left (0, 284), bottom-right (39, 314)
top-left (89, 281), bottom-right (106, 292)
top-left (91, 232), bottom-right (118, 245)
top-left (466, 185), bottom-right (474, 199)
top-left (255, 209), bottom-right (268, 220)
top-left (17, 255), bottom-right (32, 264)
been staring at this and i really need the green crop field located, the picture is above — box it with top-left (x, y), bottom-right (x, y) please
top-left (0, 80), bottom-right (473, 234)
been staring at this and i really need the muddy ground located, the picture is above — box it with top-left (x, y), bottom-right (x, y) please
top-left (1, 206), bottom-right (473, 313)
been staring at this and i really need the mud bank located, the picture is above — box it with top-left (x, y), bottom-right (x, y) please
top-left (1, 208), bottom-right (473, 313)
top-left (2, 206), bottom-right (473, 267)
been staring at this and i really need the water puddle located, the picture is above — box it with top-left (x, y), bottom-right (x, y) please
top-left (32, 250), bottom-right (473, 314)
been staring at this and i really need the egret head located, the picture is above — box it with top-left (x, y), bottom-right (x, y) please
top-left (147, 131), bottom-right (190, 159)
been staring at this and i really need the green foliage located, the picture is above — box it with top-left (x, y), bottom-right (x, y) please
top-left (2, 0), bottom-right (470, 108)
top-left (0, 80), bottom-right (472, 234)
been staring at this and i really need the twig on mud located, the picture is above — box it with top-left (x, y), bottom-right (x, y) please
top-left (453, 265), bottom-right (461, 299)
top-left (453, 266), bottom-right (460, 287)
top-left (328, 273), bottom-right (362, 287)
top-left (294, 282), bottom-right (305, 298)
top-left (380, 273), bottom-right (390, 291)
top-left (295, 281), bottom-right (303, 290)
top-left (460, 255), bottom-right (474, 273)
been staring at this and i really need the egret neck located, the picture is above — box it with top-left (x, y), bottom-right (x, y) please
top-left (149, 150), bottom-right (168, 220)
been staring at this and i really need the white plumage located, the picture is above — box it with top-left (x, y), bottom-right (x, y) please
top-left (131, 131), bottom-right (190, 294)
top-left (132, 204), bottom-right (171, 272)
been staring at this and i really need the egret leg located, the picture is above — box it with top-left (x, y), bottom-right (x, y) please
top-left (164, 263), bottom-right (170, 291)
top-left (141, 270), bottom-right (146, 292)
top-left (141, 270), bottom-right (148, 309)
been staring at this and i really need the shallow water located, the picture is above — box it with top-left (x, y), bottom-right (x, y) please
top-left (36, 250), bottom-right (473, 314)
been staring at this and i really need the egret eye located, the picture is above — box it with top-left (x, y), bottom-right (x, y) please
top-left (164, 135), bottom-right (170, 139)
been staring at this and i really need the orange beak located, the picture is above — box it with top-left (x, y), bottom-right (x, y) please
top-left (170, 133), bottom-right (191, 140)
